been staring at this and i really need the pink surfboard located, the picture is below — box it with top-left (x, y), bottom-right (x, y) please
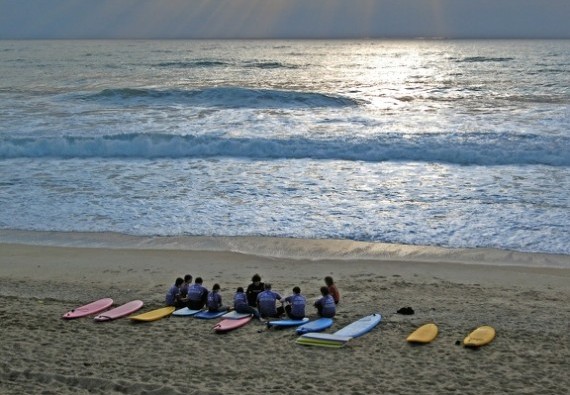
top-left (62, 298), bottom-right (114, 319)
top-left (213, 316), bottom-right (253, 333)
top-left (93, 300), bottom-right (144, 322)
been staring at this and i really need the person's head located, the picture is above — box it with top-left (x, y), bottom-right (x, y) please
top-left (251, 274), bottom-right (261, 283)
top-left (175, 277), bottom-right (184, 287)
top-left (264, 283), bottom-right (272, 290)
top-left (212, 283), bottom-right (220, 292)
top-left (184, 274), bottom-right (193, 283)
top-left (320, 286), bottom-right (329, 296)
top-left (293, 286), bottom-right (301, 294)
top-left (324, 276), bottom-right (334, 286)
top-left (236, 286), bottom-right (244, 293)
top-left (195, 277), bottom-right (203, 284)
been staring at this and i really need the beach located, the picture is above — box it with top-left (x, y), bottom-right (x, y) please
top-left (1, 235), bottom-right (568, 395)
top-left (1, 37), bottom-right (569, 395)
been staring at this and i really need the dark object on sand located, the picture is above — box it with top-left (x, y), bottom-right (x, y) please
top-left (397, 307), bottom-right (415, 315)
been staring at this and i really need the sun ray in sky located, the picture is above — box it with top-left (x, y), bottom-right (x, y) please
top-left (1, 0), bottom-right (569, 39)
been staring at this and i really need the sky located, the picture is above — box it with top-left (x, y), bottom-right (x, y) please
top-left (1, 0), bottom-right (569, 40)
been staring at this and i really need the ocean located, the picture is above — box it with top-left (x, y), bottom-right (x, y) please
top-left (0, 39), bottom-right (568, 255)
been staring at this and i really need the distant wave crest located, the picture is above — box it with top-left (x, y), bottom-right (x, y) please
top-left (1, 133), bottom-right (567, 166)
top-left (80, 87), bottom-right (359, 109)
top-left (455, 56), bottom-right (515, 63)
top-left (154, 59), bottom-right (299, 69)
top-left (155, 60), bottom-right (230, 68)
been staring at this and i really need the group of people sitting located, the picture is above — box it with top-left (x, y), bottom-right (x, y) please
top-left (165, 273), bottom-right (340, 321)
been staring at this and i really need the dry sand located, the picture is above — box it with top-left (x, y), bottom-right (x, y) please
top-left (0, 233), bottom-right (569, 395)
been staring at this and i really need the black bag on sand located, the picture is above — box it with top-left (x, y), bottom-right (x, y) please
top-left (397, 306), bottom-right (415, 315)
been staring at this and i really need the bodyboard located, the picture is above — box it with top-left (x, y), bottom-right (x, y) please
top-left (267, 317), bottom-right (309, 328)
top-left (296, 318), bottom-right (334, 334)
top-left (464, 325), bottom-right (496, 347)
top-left (406, 323), bottom-right (438, 344)
top-left (172, 307), bottom-right (202, 317)
top-left (194, 310), bottom-right (228, 319)
top-left (221, 311), bottom-right (252, 319)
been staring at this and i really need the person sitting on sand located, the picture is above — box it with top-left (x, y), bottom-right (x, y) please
top-left (325, 276), bottom-right (340, 304)
top-left (180, 274), bottom-right (193, 299)
top-left (206, 283), bottom-right (227, 312)
top-left (246, 273), bottom-right (265, 307)
top-left (187, 277), bottom-right (209, 310)
top-left (257, 283), bottom-right (284, 319)
top-left (283, 286), bottom-right (306, 320)
top-left (314, 286), bottom-right (336, 318)
top-left (234, 287), bottom-right (262, 320)
top-left (165, 277), bottom-right (186, 308)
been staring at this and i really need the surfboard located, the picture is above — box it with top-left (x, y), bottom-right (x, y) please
top-left (297, 313), bottom-right (381, 347)
top-left (94, 300), bottom-right (144, 322)
top-left (464, 325), bottom-right (496, 347)
top-left (406, 323), bottom-right (438, 344)
top-left (221, 311), bottom-right (252, 320)
top-left (194, 310), bottom-right (228, 319)
top-left (297, 332), bottom-right (353, 343)
top-left (129, 306), bottom-right (175, 322)
top-left (296, 318), bottom-right (334, 334)
top-left (213, 316), bottom-right (253, 333)
top-left (62, 298), bottom-right (114, 319)
top-left (295, 337), bottom-right (346, 348)
top-left (334, 313), bottom-right (381, 338)
top-left (267, 317), bottom-right (309, 328)
top-left (172, 307), bottom-right (202, 317)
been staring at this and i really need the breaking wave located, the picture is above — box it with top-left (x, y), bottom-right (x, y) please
top-left (1, 132), bottom-right (567, 166)
top-left (79, 87), bottom-right (360, 109)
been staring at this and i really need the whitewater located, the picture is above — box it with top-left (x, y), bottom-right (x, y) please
top-left (0, 39), bottom-right (568, 254)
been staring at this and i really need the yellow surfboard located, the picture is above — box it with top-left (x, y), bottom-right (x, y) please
top-left (463, 325), bottom-right (496, 347)
top-left (130, 306), bottom-right (175, 322)
top-left (296, 337), bottom-right (347, 348)
top-left (406, 323), bottom-right (438, 344)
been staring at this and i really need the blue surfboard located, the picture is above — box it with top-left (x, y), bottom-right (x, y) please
top-left (194, 310), bottom-right (228, 319)
top-left (172, 307), bottom-right (202, 317)
top-left (333, 313), bottom-right (381, 338)
top-left (267, 317), bottom-right (309, 328)
top-left (299, 313), bottom-right (382, 345)
top-left (296, 318), bottom-right (333, 334)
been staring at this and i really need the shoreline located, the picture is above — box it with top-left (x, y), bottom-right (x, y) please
top-left (1, 231), bottom-right (568, 394)
top-left (1, 229), bottom-right (569, 269)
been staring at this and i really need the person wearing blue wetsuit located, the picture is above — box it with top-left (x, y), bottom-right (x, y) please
top-left (187, 277), bottom-right (209, 310)
top-left (283, 286), bottom-right (306, 320)
top-left (165, 277), bottom-right (185, 308)
top-left (234, 287), bottom-right (261, 320)
top-left (314, 286), bottom-right (336, 318)
top-left (256, 283), bottom-right (284, 319)
top-left (206, 283), bottom-right (227, 312)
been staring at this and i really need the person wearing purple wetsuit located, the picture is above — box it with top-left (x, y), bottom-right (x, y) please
top-left (284, 286), bottom-right (306, 320)
top-left (256, 283), bottom-right (284, 319)
top-left (187, 277), bottom-right (209, 310)
top-left (234, 287), bottom-right (261, 320)
top-left (165, 277), bottom-right (185, 308)
top-left (314, 286), bottom-right (336, 318)
top-left (206, 283), bottom-right (227, 312)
